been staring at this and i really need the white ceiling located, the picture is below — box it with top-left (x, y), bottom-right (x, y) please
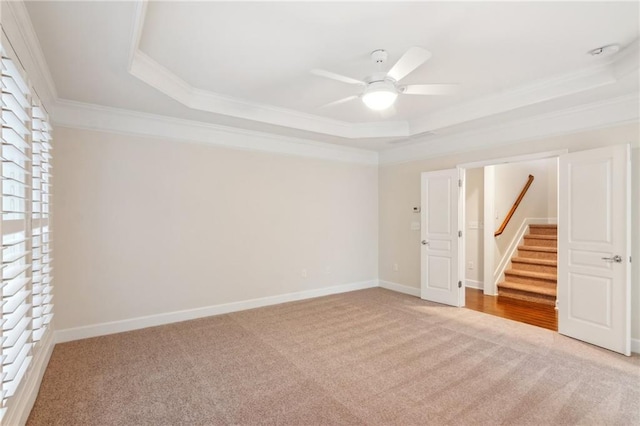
top-left (25, 1), bottom-right (640, 151)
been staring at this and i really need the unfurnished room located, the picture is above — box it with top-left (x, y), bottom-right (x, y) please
top-left (0, 1), bottom-right (639, 425)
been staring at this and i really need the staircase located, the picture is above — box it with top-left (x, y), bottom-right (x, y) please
top-left (497, 224), bottom-right (557, 306)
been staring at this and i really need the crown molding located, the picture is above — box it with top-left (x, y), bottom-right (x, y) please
top-left (1, 0), bottom-right (58, 110)
top-left (613, 38), bottom-right (640, 80)
top-left (130, 50), bottom-right (410, 139)
top-left (408, 62), bottom-right (618, 135)
top-left (51, 99), bottom-right (380, 165)
top-left (380, 93), bottom-right (640, 165)
top-left (51, 93), bottom-right (638, 168)
top-left (128, 0), bottom-right (148, 68)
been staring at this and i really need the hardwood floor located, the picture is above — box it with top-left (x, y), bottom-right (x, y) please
top-left (465, 287), bottom-right (557, 331)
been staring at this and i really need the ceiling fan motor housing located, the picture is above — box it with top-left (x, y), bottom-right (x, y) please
top-left (366, 72), bottom-right (395, 84)
top-left (366, 80), bottom-right (397, 93)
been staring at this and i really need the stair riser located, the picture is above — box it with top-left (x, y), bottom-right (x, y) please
top-left (528, 226), bottom-right (558, 236)
top-left (517, 249), bottom-right (557, 260)
top-left (498, 289), bottom-right (556, 306)
top-left (528, 229), bottom-right (558, 236)
top-left (523, 236), bottom-right (557, 247)
top-left (511, 262), bottom-right (557, 274)
top-left (504, 273), bottom-right (556, 287)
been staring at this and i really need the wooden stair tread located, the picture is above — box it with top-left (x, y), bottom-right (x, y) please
top-left (512, 257), bottom-right (557, 266)
top-left (529, 224), bottom-right (557, 229)
top-left (518, 245), bottom-right (557, 253)
top-left (498, 281), bottom-right (557, 296)
top-left (524, 234), bottom-right (557, 240)
top-left (505, 269), bottom-right (556, 281)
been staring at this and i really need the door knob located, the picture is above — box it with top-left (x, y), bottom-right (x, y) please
top-left (601, 255), bottom-right (622, 263)
top-left (421, 240), bottom-right (429, 246)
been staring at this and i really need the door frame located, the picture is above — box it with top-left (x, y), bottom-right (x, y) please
top-left (457, 149), bottom-right (567, 296)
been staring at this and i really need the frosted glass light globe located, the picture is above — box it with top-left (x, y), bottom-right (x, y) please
top-left (362, 81), bottom-right (398, 110)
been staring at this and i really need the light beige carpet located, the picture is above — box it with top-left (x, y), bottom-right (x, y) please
top-left (28, 288), bottom-right (640, 425)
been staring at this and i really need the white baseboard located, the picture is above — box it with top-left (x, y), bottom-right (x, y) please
top-left (53, 278), bottom-right (640, 353)
top-left (378, 280), bottom-right (421, 297)
top-left (55, 280), bottom-right (378, 343)
top-left (465, 279), bottom-right (484, 290)
top-left (2, 328), bottom-right (55, 426)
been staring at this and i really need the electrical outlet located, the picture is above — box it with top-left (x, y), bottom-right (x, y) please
top-left (393, 263), bottom-right (399, 272)
top-left (301, 269), bottom-right (307, 278)
top-left (467, 261), bottom-right (474, 270)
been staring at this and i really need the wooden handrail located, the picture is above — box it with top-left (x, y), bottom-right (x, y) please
top-left (494, 174), bottom-right (534, 237)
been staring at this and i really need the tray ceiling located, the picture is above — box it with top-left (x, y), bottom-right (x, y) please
top-left (25, 1), bottom-right (640, 150)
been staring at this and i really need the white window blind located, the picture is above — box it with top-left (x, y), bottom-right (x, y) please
top-left (1, 50), bottom-right (33, 408)
top-left (0, 46), bottom-right (54, 422)
top-left (31, 101), bottom-right (53, 343)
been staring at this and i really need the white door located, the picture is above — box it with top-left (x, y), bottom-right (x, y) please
top-left (558, 144), bottom-right (631, 356)
top-left (421, 169), bottom-right (461, 306)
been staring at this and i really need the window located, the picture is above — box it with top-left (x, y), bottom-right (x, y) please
top-left (0, 46), bottom-right (54, 421)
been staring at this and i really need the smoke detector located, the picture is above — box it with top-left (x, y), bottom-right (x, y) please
top-left (588, 44), bottom-right (620, 57)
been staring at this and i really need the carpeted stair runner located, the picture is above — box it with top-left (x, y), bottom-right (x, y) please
top-left (498, 224), bottom-right (557, 306)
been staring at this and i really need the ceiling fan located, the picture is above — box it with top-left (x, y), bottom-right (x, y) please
top-left (312, 47), bottom-right (458, 111)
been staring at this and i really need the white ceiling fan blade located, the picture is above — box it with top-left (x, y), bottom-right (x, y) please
top-left (403, 84), bottom-right (459, 95)
top-left (387, 47), bottom-right (432, 82)
top-left (311, 69), bottom-right (366, 86)
top-left (319, 95), bottom-right (359, 108)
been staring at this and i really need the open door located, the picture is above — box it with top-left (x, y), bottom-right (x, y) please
top-left (421, 169), bottom-right (461, 306)
top-left (558, 144), bottom-right (631, 356)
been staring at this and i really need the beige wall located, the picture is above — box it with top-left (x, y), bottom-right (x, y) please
top-left (492, 157), bottom-right (557, 269)
top-left (53, 126), bottom-right (378, 330)
top-left (378, 123), bottom-right (640, 340)
top-left (53, 122), bottom-right (640, 342)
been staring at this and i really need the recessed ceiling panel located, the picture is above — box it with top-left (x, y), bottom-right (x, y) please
top-left (139, 1), bottom-right (639, 122)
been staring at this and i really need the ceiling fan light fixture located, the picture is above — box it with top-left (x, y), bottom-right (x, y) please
top-left (362, 80), bottom-right (398, 110)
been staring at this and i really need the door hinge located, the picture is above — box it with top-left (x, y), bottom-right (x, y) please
top-left (458, 179), bottom-right (462, 187)
top-left (458, 281), bottom-right (462, 288)
top-left (630, 256), bottom-right (633, 263)
top-left (458, 230), bottom-right (462, 237)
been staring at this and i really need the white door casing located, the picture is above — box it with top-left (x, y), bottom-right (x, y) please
top-left (558, 144), bottom-right (631, 356)
top-left (421, 169), bottom-right (461, 306)
top-left (458, 167), bottom-right (466, 305)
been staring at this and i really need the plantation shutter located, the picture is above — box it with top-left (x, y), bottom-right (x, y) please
top-left (0, 48), bottom-right (34, 417)
top-left (31, 100), bottom-right (52, 342)
top-left (0, 34), bottom-right (55, 424)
